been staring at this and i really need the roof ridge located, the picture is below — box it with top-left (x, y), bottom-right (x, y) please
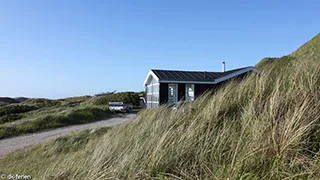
top-left (151, 66), bottom-right (251, 73)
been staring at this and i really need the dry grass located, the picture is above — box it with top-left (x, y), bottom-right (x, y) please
top-left (0, 91), bottom-right (141, 139)
top-left (0, 50), bottom-right (319, 179)
top-left (0, 33), bottom-right (319, 179)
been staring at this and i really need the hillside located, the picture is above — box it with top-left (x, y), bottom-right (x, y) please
top-left (0, 34), bottom-right (320, 179)
top-left (291, 33), bottom-right (320, 61)
top-left (0, 97), bottom-right (18, 105)
top-left (0, 92), bottom-right (140, 139)
top-left (256, 33), bottom-right (320, 70)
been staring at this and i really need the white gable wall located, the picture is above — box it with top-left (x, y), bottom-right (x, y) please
top-left (145, 76), bottom-right (160, 108)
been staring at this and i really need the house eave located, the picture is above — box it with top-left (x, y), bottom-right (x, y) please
top-left (159, 80), bottom-right (217, 84)
top-left (158, 66), bottom-right (260, 85)
top-left (213, 66), bottom-right (260, 84)
top-left (143, 70), bottom-right (160, 87)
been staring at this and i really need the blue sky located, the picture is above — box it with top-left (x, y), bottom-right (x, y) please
top-left (0, 0), bottom-right (319, 99)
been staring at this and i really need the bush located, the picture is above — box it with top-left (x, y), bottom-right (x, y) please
top-left (0, 104), bottom-right (37, 116)
top-left (0, 97), bottom-right (18, 104)
top-left (14, 97), bottom-right (29, 103)
top-left (90, 92), bottom-right (140, 106)
top-left (0, 114), bottom-right (23, 124)
top-left (89, 95), bottom-right (112, 106)
top-left (59, 96), bottom-right (92, 104)
top-left (22, 98), bottom-right (61, 107)
top-left (64, 107), bottom-right (111, 123)
top-left (0, 126), bottom-right (18, 139)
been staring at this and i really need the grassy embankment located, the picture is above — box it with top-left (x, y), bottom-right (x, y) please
top-left (0, 92), bottom-right (140, 139)
top-left (0, 33), bottom-right (319, 179)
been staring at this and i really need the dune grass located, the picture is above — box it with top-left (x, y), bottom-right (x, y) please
top-left (0, 91), bottom-right (141, 139)
top-left (1, 33), bottom-right (319, 179)
top-left (0, 106), bottom-right (111, 139)
top-left (1, 43), bottom-right (319, 179)
top-left (0, 95), bottom-right (112, 139)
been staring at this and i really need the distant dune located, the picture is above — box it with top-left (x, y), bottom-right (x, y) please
top-left (0, 97), bottom-right (18, 105)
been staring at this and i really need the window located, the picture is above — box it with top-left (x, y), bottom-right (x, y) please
top-left (185, 84), bottom-right (194, 101)
top-left (146, 77), bottom-right (159, 108)
top-left (170, 87), bottom-right (174, 97)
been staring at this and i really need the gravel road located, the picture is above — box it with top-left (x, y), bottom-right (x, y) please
top-left (0, 113), bottom-right (136, 157)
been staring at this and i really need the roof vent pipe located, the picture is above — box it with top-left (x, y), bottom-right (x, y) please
top-left (222, 62), bottom-right (225, 72)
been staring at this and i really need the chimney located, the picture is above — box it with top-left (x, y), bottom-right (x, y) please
top-left (222, 62), bottom-right (225, 72)
top-left (203, 71), bottom-right (207, 78)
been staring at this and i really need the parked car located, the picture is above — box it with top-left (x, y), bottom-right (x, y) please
top-left (109, 102), bottom-right (133, 113)
top-left (139, 96), bottom-right (146, 108)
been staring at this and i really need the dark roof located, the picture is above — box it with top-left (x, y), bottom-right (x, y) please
top-left (151, 67), bottom-right (249, 82)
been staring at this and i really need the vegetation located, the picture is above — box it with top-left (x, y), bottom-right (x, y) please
top-left (0, 104), bottom-right (38, 116)
top-left (0, 106), bottom-right (111, 139)
top-left (0, 33), bottom-right (319, 179)
top-left (256, 33), bottom-right (320, 71)
top-left (0, 92), bottom-right (141, 139)
top-left (0, 97), bottom-right (19, 106)
top-left (14, 97), bottom-right (29, 103)
top-left (88, 91), bottom-right (142, 107)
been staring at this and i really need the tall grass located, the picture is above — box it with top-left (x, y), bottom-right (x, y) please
top-left (1, 51), bottom-right (319, 179)
top-left (0, 106), bottom-right (111, 139)
top-left (0, 94), bottom-right (117, 139)
top-left (0, 91), bottom-right (142, 138)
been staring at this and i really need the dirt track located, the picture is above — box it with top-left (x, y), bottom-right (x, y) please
top-left (0, 113), bottom-right (136, 157)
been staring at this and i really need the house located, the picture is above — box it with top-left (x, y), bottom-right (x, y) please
top-left (143, 63), bottom-right (260, 108)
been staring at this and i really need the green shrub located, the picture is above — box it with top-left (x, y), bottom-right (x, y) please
top-left (14, 97), bottom-right (29, 102)
top-left (0, 114), bottom-right (23, 124)
top-left (0, 104), bottom-right (37, 116)
top-left (111, 92), bottom-right (140, 106)
top-left (89, 92), bottom-right (140, 106)
top-left (89, 95), bottom-right (112, 105)
top-left (0, 97), bottom-right (18, 104)
top-left (0, 126), bottom-right (18, 139)
top-left (59, 96), bottom-right (92, 104)
top-left (22, 98), bottom-right (61, 107)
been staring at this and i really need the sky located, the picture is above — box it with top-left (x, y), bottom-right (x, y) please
top-left (0, 0), bottom-right (319, 99)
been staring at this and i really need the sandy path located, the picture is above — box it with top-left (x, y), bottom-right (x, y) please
top-left (0, 113), bottom-right (136, 157)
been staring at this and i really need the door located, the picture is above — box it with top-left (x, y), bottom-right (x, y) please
top-left (168, 84), bottom-right (178, 105)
